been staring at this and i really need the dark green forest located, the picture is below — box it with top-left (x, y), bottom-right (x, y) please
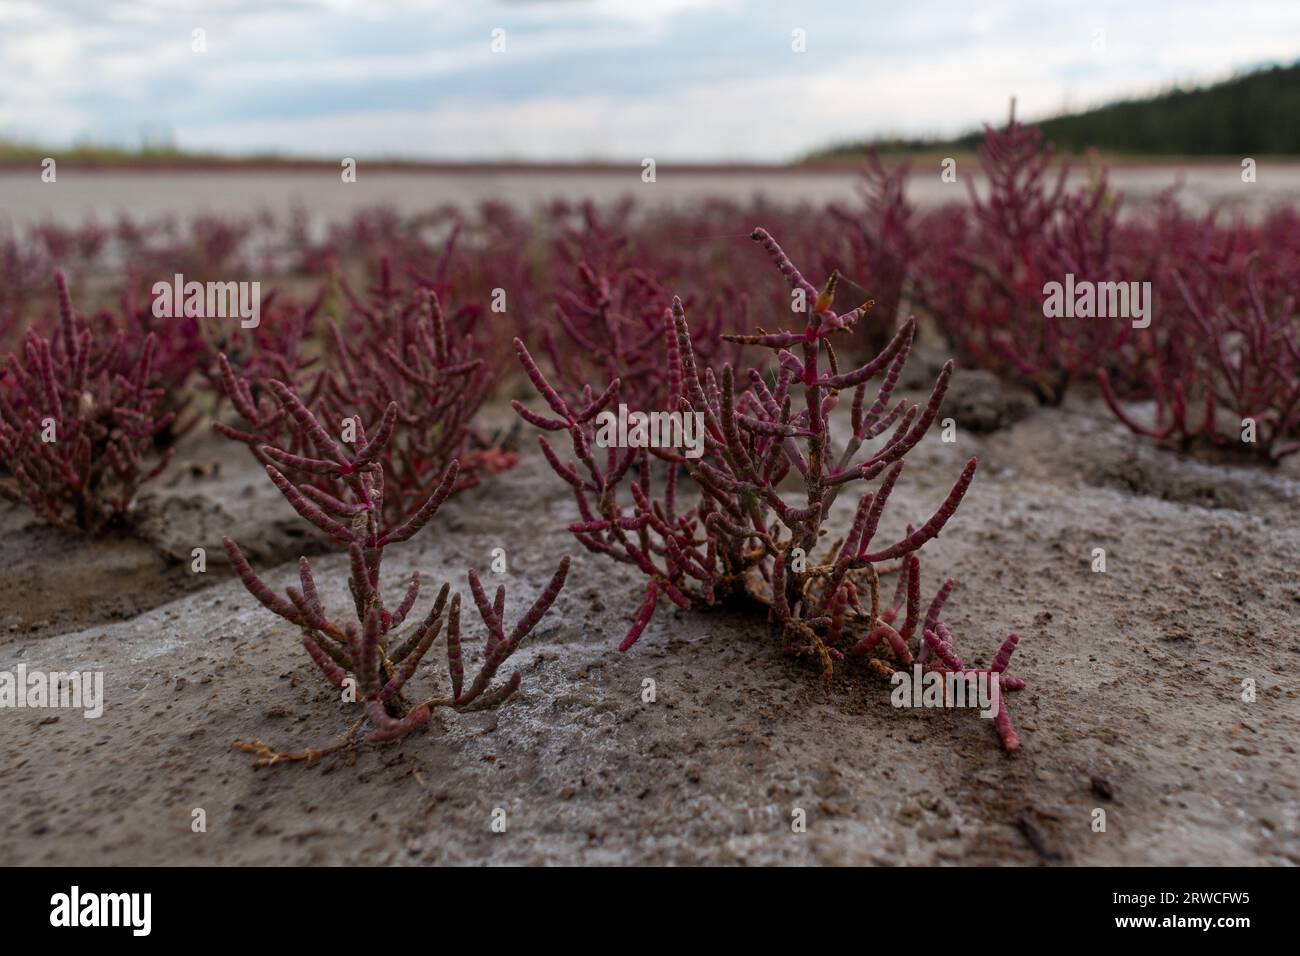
top-left (813, 61), bottom-right (1300, 158)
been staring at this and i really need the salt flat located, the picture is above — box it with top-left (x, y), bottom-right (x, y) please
top-left (2, 163), bottom-right (1295, 229)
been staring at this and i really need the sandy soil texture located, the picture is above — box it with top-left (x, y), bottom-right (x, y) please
top-left (1, 370), bottom-right (1297, 866)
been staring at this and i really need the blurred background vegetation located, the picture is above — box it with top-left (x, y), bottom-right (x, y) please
top-left (813, 62), bottom-right (1300, 160)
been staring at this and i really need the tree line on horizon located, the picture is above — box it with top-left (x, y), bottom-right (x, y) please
top-left (813, 61), bottom-right (1300, 159)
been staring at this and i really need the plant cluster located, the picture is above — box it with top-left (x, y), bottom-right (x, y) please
top-left (914, 117), bottom-right (1122, 405)
top-left (514, 229), bottom-right (1024, 750)
top-left (537, 236), bottom-right (742, 413)
top-left (1098, 202), bottom-right (1300, 460)
top-left (828, 150), bottom-right (918, 354)
top-left (0, 274), bottom-right (174, 532)
top-left (819, 117), bottom-right (1299, 460)
top-left (215, 279), bottom-right (512, 525)
top-left (223, 378), bottom-right (569, 762)
top-left (20, 145), bottom-right (1300, 757)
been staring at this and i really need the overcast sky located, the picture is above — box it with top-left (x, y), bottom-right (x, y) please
top-left (2, 0), bottom-right (1297, 162)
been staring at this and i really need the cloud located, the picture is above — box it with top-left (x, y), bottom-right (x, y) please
top-left (2, 0), bottom-right (1296, 160)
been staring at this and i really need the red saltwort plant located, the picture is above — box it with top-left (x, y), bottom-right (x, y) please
top-left (215, 276), bottom-right (512, 525)
top-left (916, 116), bottom-right (1122, 404)
top-left (0, 273), bottom-right (174, 532)
top-left (1101, 203), bottom-right (1300, 460)
top-left (223, 378), bottom-right (569, 764)
top-left (514, 227), bottom-right (1024, 750)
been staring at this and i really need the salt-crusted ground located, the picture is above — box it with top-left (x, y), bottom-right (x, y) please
top-left (1, 370), bottom-right (1298, 866)
top-left (3, 163), bottom-right (1294, 228)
